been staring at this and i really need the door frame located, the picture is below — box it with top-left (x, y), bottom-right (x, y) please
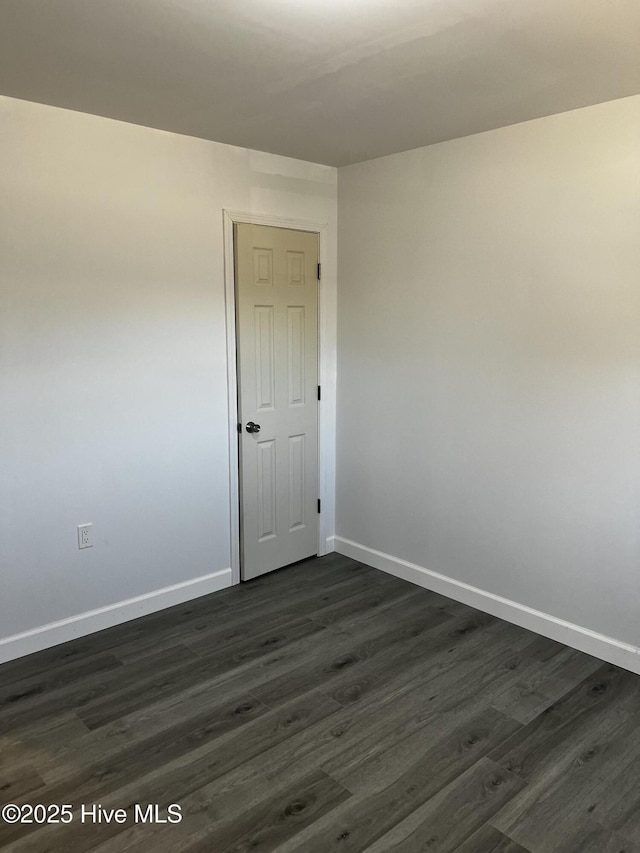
top-left (223, 209), bottom-right (332, 585)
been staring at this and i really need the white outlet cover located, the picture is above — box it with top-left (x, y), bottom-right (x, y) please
top-left (77, 523), bottom-right (93, 549)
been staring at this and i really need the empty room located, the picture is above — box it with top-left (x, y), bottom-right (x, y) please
top-left (1, 1), bottom-right (640, 851)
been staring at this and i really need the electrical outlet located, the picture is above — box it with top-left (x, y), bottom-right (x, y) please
top-left (77, 523), bottom-right (93, 550)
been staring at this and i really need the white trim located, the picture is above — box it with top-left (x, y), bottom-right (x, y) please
top-left (222, 211), bottom-right (241, 585)
top-left (0, 568), bottom-right (232, 664)
top-left (325, 535), bottom-right (336, 554)
top-left (334, 536), bottom-right (640, 676)
top-left (223, 210), bottom-right (335, 578)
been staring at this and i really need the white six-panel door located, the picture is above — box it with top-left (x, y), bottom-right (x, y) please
top-left (235, 223), bottom-right (319, 580)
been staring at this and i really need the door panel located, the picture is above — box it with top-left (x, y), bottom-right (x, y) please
top-left (287, 306), bottom-right (305, 406)
top-left (254, 305), bottom-right (275, 411)
top-left (236, 223), bottom-right (319, 580)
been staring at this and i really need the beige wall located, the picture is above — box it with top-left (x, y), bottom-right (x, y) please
top-left (0, 97), bottom-right (337, 657)
top-left (337, 95), bottom-right (640, 648)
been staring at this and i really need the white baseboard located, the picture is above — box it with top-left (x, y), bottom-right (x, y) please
top-left (0, 568), bottom-right (233, 664)
top-left (334, 536), bottom-right (640, 676)
top-left (324, 536), bottom-right (336, 554)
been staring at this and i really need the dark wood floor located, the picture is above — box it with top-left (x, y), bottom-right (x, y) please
top-left (1, 554), bottom-right (640, 852)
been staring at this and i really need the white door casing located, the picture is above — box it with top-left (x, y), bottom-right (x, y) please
top-left (235, 223), bottom-right (319, 580)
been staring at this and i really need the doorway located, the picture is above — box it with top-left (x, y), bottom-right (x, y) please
top-left (234, 222), bottom-right (320, 580)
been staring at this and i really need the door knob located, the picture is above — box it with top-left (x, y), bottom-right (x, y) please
top-left (245, 421), bottom-right (261, 434)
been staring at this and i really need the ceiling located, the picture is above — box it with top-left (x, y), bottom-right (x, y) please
top-left (1, 0), bottom-right (639, 166)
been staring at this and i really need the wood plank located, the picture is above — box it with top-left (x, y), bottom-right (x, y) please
top-left (490, 645), bottom-right (601, 724)
top-left (180, 570), bottom-right (406, 659)
top-left (308, 583), bottom-right (427, 628)
top-left (89, 770), bottom-right (351, 853)
top-left (0, 652), bottom-right (122, 711)
top-left (251, 600), bottom-right (451, 708)
top-left (104, 667), bottom-right (502, 853)
top-left (323, 642), bottom-right (522, 790)
top-left (77, 617), bottom-right (324, 729)
top-left (489, 663), bottom-right (640, 782)
top-left (361, 758), bottom-right (526, 853)
top-left (37, 683), bottom-right (269, 785)
top-left (0, 645), bottom-right (197, 733)
top-left (62, 595), bottom-right (431, 768)
top-left (493, 704), bottom-right (640, 851)
top-left (281, 707), bottom-right (520, 853)
top-left (451, 825), bottom-right (530, 852)
top-left (483, 620), bottom-right (547, 652)
top-left (0, 712), bottom-right (89, 775)
top-left (551, 820), bottom-right (640, 853)
top-left (323, 631), bottom-right (574, 791)
top-left (0, 692), bottom-right (343, 853)
top-left (590, 739), bottom-right (640, 840)
top-left (141, 652), bottom-right (524, 853)
top-left (324, 609), bottom-right (498, 709)
top-left (168, 628), bottom-right (520, 818)
top-left (488, 704), bottom-right (640, 852)
top-left (183, 771), bottom-right (350, 853)
top-left (0, 763), bottom-right (45, 801)
top-left (214, 554), bottom-right (376, 614)
top-left (0, 691), bottom-right (268, 848)
top-left (110, 569), bottom-right (394, 664)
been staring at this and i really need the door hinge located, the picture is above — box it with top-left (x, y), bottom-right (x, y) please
top-left (237, 423), bottom-right (242, 434)
top-left (317, 385), bottom-right (321, 401)
top-left (317, 262), bottom-right (321, 280)
top-left (317, 499), bottom-right (321, 514)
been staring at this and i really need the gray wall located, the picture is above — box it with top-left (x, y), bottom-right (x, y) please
top-left (0, 96), bottom-right (337, 651)
top-left (337, 95), bottom-right (640, 646)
